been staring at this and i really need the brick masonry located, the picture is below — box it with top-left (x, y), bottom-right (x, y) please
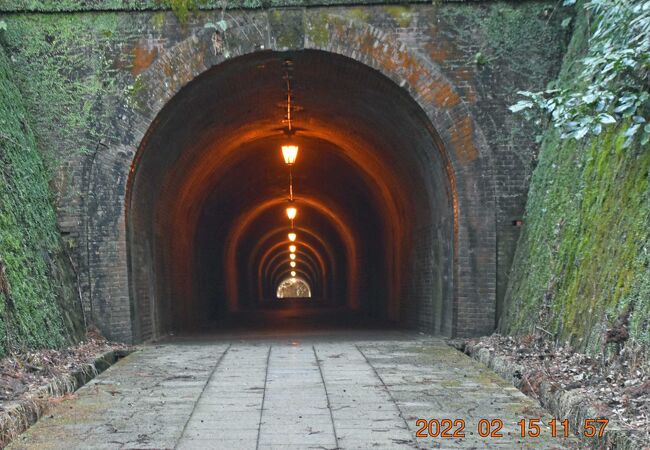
top-left (0, 2), bottom-right (568, 342)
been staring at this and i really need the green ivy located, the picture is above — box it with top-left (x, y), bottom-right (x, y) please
top-left (0, 47), bottom-right (84, 356)
top-left (510, 0), bottom-right (650, 147)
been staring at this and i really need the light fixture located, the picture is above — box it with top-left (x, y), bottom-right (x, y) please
top-left (286, 205), bottom-right (297, 220)
top-left (282, 145), bottom-right (299, 166)
top-left (288, 232), bottom-right (297, 242)
top-left (290, 253), bottom-right (296, 260)
top-left (289, 244), bottom-right (296, 253)
top-left (291, 270), bottom-right (297, 277)
top-left (290, 261), bottom-right (296, 268)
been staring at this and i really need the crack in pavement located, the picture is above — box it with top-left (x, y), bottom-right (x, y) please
top-left (313, 345), bottom-right (340, 449)
top-left (174, 343), bottom-right (232, 450)
top-left (255, 345), bottom-right (272, 450)
top-left (355, 344), bottom-right (421, 450)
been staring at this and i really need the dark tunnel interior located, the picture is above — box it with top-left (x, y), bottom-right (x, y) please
top-left (127, 50), bottom-right (456, 340)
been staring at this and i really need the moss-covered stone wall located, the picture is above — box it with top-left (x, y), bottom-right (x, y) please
top-left (2, 0), bottom-right (427, 14)
top-left (0, 46), bottom-right (85, 357)
top-left (501, 7), bottom-right (650, 358)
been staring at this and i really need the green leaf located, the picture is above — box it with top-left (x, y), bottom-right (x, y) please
top-left (505, 0), bottom-right (650, 142)
top-left (599, 113), bottom-right (617, 124)
top-left (625, 123), bottom-right (640, 137)
top-left (216, 20), bottom-right (228, 31)
top-left (614, 103), bottom-right (633, 113)
top-left (0, 21), bottom-right (6, 32)
top-left (582, 93), bottom-right (597, 103)
top-left (641, 131), bottom-right (650, 146)
top-left (574, 127), bottom-right (589, 140)
top-left (509, 101), bottom-right (533, 113)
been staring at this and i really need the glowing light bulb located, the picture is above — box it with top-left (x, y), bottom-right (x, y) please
top-left (286, 206), bottom-right (297, 220)
top-left (291, 270), bottom-right (296, 277)
top-left (288, 232), bottom-right (297, 242)
top-left (290, 253), bottom-right (296, 261)
top-left (290, 261), bottom-right (296, 268)
top-left (289, 244), bottom-right (296, 253)
top-left (282, 145), bottom-right (299, 165)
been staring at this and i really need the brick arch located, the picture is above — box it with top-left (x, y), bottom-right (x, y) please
top-left (88, 13), bottom-right (496, 342)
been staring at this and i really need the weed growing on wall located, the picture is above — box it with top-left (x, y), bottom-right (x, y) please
top-left (510, 0), bottom-right (650, 147)
top-left (0, 48), bottom-right (84, 356)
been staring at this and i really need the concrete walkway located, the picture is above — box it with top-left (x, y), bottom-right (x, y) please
top-left (9, 331), bottom-right (580, 449)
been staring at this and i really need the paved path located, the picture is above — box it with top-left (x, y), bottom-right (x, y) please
top-left (9, 331), bottom-right (580, 449)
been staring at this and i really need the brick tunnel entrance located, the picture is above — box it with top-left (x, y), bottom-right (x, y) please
top-left (127, 50), bottom-right (456, 341)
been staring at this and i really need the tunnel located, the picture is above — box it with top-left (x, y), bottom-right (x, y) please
top-left (126, 50), bottom-right (456, 341)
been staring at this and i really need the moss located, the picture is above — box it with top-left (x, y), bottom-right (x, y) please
top-left (1, 13), bottom-right (125, 174)
top-left (440, 379), bottom-right (462, 388)
top-left (160, 0), bottom-right (209, 24)
top-left (502, 2), bottom-right (650, 358)
top-left (347, 8), bottom-right (370, 23)
top-left (383, 5), bottom-right (412, 28)
top-left (0, 47), bottom-right (84, 357)
top-left (306, 12), bottom-right (330, 47)
top-left (476, 368), bottom-right (503, 385)
top-left (151, 11), bottom-right (167, 29)
top-left (0, 0), bottom-right (428, 12)
top-left (126, 74), bottom-right (146, 111)
top-left (438, 2), bottom-right (570, 76)
top-left (269, 9), bottom-right (304, 49)
top-left (504, 120), bottom-right (650, 355)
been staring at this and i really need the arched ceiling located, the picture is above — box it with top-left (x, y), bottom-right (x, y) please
top-left (128, 50), bottom-right (453, 334)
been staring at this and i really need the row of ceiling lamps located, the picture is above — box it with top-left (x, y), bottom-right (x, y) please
top-left (281, 60), bottom-right (300, 280)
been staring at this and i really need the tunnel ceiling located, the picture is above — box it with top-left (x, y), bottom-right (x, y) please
top-left (128, 50), bottom-right (454, 338)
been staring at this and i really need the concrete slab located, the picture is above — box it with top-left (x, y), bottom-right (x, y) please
top-left (8, 333), bottom-right (581, 449)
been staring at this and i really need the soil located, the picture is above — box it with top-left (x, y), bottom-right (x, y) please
top-left (462, 334), bottom-right (649, 434)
